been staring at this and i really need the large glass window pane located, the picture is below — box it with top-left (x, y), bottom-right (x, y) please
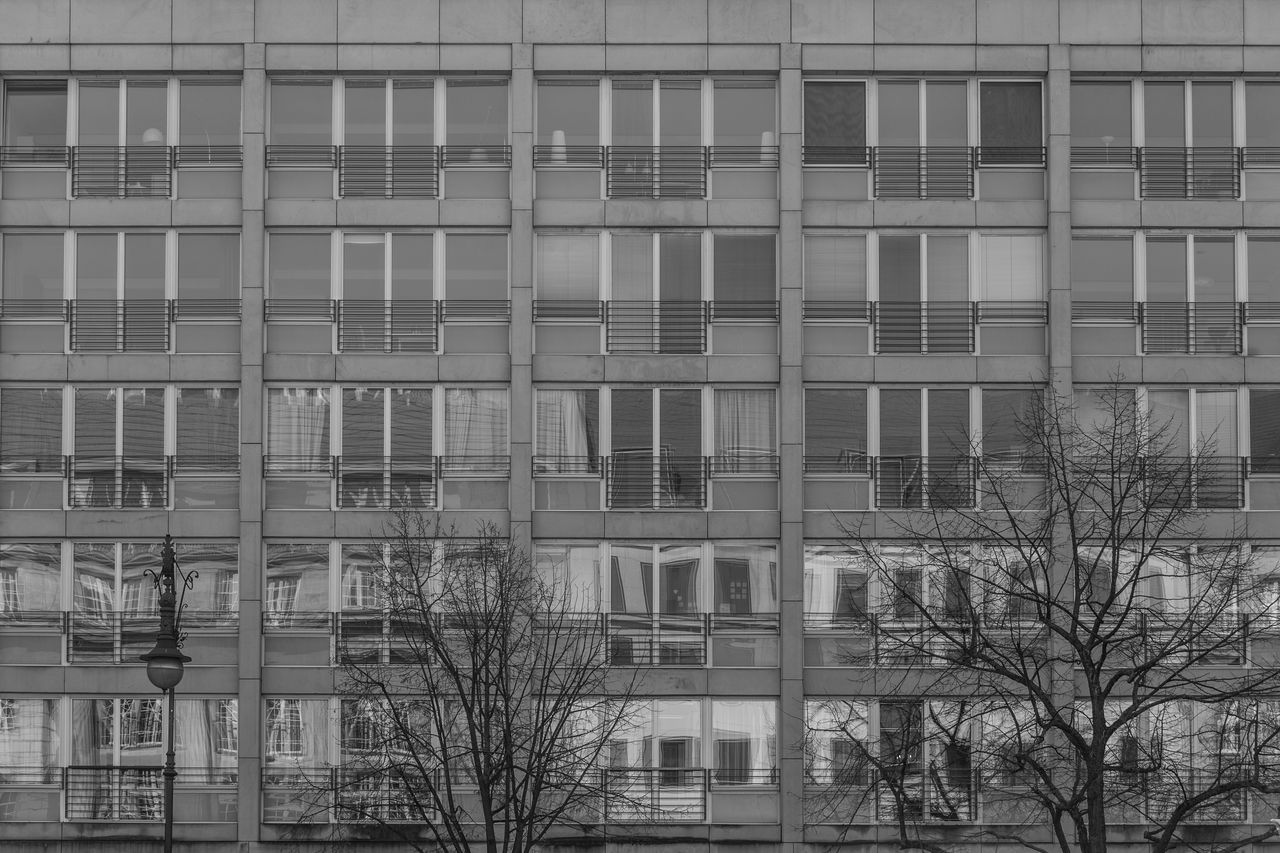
top-left (981, 234), bottom-right (1043, 300)
top-left (804, 235), bottom-right (866, 301)
top-left (125, 81), bottom-right (167, 146)
top-left (76, 234), bottom-right (117, 299)
top-left (880, 389), bottom-right (922, 458)
top-left (390, 389), bottom-right (432, 458)
top-left (537, 234), bottom-right (599, 300)
top-left (3, 234), bottom-right (63, 300)
top-left (177, 234), bottom-right (239, 299)
top-left (713, 235), bottom-right (775, 303)
top-left (926, 82), bottom-right (967, 146)
top-left (446, 80), bottom-right (507, 146)
top-left (1195, 236), bottom-right (1234, 302)
top-left (4, 81), bottom-right (67, 147)
top-left (176, 388), bottom-right (239, 463)
top-left (1192, 82), bottom-right (1232, 147)
top-left (391, 233), bottom-right (432, 300)
top-left (805, 389), bottom-right (867, 464)
top-left (983, 388), bottom-right (1036, 461)
top-left (124, 234), bottom-right (165, 300)
top-left (611, 233), bottom-right (653, 301)
top-left (175, 543), bottom-right (239, 616)
top-left (265, 545), bottom-right (329, 617)
top-left (804, 546), bottom-right (869, 619)
top-left (445, 234), bottom-right (507, 300)
top-left (660, 388), bottom-right (701, 458)
top-left (659, 544), bottom-right (701, 614)
top-left (443, 389), bottom-right (508, 458)
top-left (535, 389), bottom-right (598, 458)
top-left (122, 388), bottom-right (164, 459)
top-left (929, 389), bottom-right (970, 458)
top-left (534, 544), bottom-right (599, 610)
top-left (342, 387), bottom-right (384, 458)
top-left (1145, 82), bottom-right (1185, 147)
top-left (880, 236), bottom-right (921, 301)
top-left (878, 82), bottom-right (919, 147)
top-left (0, 544), bottom-right (61, 612)
top-left (715, 389), bottom-right (776, 458)
top-left (269, 234), bottom-right (331, 299)
top-left (78, 82), bottom-right (119, 146)
top-left (1197, 390), bottom-right (1237, 456)
top-left (1, 388), bottom-right (62, 470)
top-left (74, 389), bottom-right (116, 458)
top-left (712, 700), bottom-right (775, 782)
top-left (713, 544), bottom-right (777, 613)
top-left (266, 388), bottom-right (330, 459)
top-left (659, 80), bottom-right (700, 147)
top-left (179, 81), bottom-right (240, 146)
top-left (1249, 236), bottom-right (1280, 302)
top-left (1071, 237), bottom-right (1133, 301)
top-left (1252, 390), bottom-right (1280, 471)
top-left (392, 80), bottom-right (433, 145)
top-left (537, 80), bottom-right (599, 146)
top-left (269, 81), bottom-right (332, 145)
top-left (612, 80), bottom-right (653, 147)
top-left (1072, 82), bottom-right (1133, 148)
top-left (1147, 237), bottom-right (1187, 301)
top-left (926, 236), bottom-right (968, 301)
top-left (659, 233), bottom-right (700, 301)
top-left (344, 80), bottom-right (385, 146)
top-left (980, 82), bottom-right (1041, 148)
top-left (1247, 83), bottom-right (1280, 148)
top-left (342, 234), bottom-right (384, 300)
top-left (264, 698), bottom-right (328, 764)
top-left (804, 81), bottom-right (865, 149)
top-left (610, 389), bottom-right (652, 455)
top-left (609, 544), bottom-right (654, 614)
top-left (714, 80), bottom-right (774, 147)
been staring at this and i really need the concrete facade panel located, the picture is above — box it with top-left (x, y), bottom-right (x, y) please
top-left (337, 0), bottom-right (440, 43)
top-left (605, 44), bottom-right (710, 72)
top-left (263, 43), bottom-right (340, 70)
top-left (69, 0), bottom-right (171, 43)
top-left (790, 0), bottom-right (873, 43)
top-left (874, 0), bottom-right (976, 44)
top-left (707, 44), bottom-right (781, 71)
top-left (977, 0), bottom-right (1060, 44)
top-left (874, 44), bottom-right (974, 72)
top-left (1142, 45), bottom-right (1244, 73)
top-left (604, 0), bottom-right (710, 43)
top-left (800, 44), bottom-right (874, 72)
top-left (70, 43), bottom-right (173, 71)
top-left (1141, 0), bottom-right (1244, 44)
top-left (254, 0), bottom-right (339, 42)
top-left (336, 43), bottom-right (442, 70)
top-left (173, 0), bottom-right (256, 43)
top-left (1059, 0), bottom-right (1142, 44)
top-left (532, 43), bottom-right (607, 69)
top-left (172, 43), bottom-right (246, 71)
top-left (523, 0), bottom-right (606, 43)
top-left (708, 0), bottom-right (790, 43)
top-left (440, 0), bottom-right (522, 42)
top-left (3, 0), bottom-right (70, 44)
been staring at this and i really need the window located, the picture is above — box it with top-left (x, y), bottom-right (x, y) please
top-left (876, 234), bottom-right (971, 353)
top-left (878, 388), bottom-right (972, 508)
top-left (979, 82), bottom-right (1043, 162)
top-left (804, 388), bottom-right (868, 474)
top-left (1071, 236), bottom-right (1136, 349)
top-left (0, 543), bottom-right (61, 613)
top-left (711, 700), bottom-right (775, 784)
top-left (70, 388), bottom-right (166, 508)
top-left (981, 388), bottom-right (1039, 471)
top-left (121, 698), bottom-right (163, 749)
top-left (175, 388), bottom-right (240, 469)
top-left (535, 388), bottom-right (600, 472)
top-left (804, 234), bottom-right (867, 307)
top-left (609, 387), bottom-right (703, 508)
top-left (264, 544), bottom-right (329, 624)
top-left (215, 700), bottom-right (239, 754)
top-left (805, 699), bottom-right (870, 785)
top-left (803, 81), bottom-right (866, 165)
top-left (2, 80), bottom-right (68, 198)
top-left (711, 234), bottom-right (776, 316)
top-left (1250, 389), bottom-right (1280, 474)
top-left (265, 699), bottom-right (305, 757)
top-left (1071, 82), bottom-right (1133, 152)
top-left (337, 387), bottom-right (433, 508)
top-left (804, 546), bottom-right (870, 623)
top-left (713, 389), bottom-right (776, 470)
top-left (1142, 80), bottom-right (1237, 198)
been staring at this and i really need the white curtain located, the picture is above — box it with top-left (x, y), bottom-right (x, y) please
top-left (715, 389), bottom-right (775, 458)
top-left (713, 700), bottom-right (776, 774)
top-left (535, 390), bottom-right (596, 458)
top-left (443, 388), bottom-right (508, 459)
top-left (982, 234), bottom-right (1044, 301)
top-left (267, 388), bottom-right (330, 460)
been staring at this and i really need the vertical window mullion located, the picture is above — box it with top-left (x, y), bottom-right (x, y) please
top-left (384, 79), bottom-right (394, 145)
top-left (1184, 80), bottom-right (1194, 147)
top-left (116, 80), bottom-right (127, 147)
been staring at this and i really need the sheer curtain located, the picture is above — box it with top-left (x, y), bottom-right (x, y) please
top-left (444, 388), bottom-right (508, 463)
top-left (715, 389), bottom-right (776, 467)
top-left (267, 388), bottom-right (330, 467)
top-left (535, 389), bottom-right (597, 471)
top-left (713, 700), bottom-right (776, 781)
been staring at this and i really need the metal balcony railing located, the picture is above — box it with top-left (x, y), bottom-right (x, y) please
top-left (337, 300), bottom-right (438, 352)
top-left (1148, 456), bottom-right (1247, 509)
top-left (335, 456), bottom-right (437, 508)
top-left (975, 146), bottom-right (1047, 167)
top-left (172, 145), bottom-right (243, 170)
top-left (872, 146), bottom-right (974, 199)
top-left (606, 300), bottom-right (706, 353)
top-left (1139, 147), bottom-right (1240, 199)
top-left (606, 146), bottom-right (708, 198)
top-left (803, 451), bottom-right (872, 475)
top-left (71, 146), bottom-right (172, 197)
top-left (802, 145), bottom-right (871, 167)
top-left (606, 453), bottom-right (707, 508)
top-left (69, 299), bottom-right (169, 352)
top-left (803, 612), bottom-right (1046, 668)
top-left (440, 145), bottom-right (512, 168)
top-left (264, 298), bottom-right (338, 322)
top-left (533, 299), bottom-right (605, 321)
top-left (603, 767), bottom-right (707, 822)
top-left (606, 613), bottom-right (707, 666)
top-left (532, 454), bottom-right (604, 476)
top-left (533, 144), bottom-right (605, 168)
top-left (977, 300), bottom-right (1049, 325)
top-left (874, 456), bottom-right (977, 509)
top-left (802, 300), bottom-right (872, 322)
top-left (708, 145), bottom-right (780, 168)
top-left (265, 144), bottom-right (339, 169)
top-left (1072, 300), bottom-right (1141, 324)
top-left (67, 610), bottom-right (238, 663)
top-left (0, 145), bottom-right (71, 167)
top-left (335, 767), bottom-right (434, 823)
top-left (65, 765), bottom-right (237, 822)
top-left (708, 299), bottom-right (780, 322)
top-left (338, 145), bottom-right (439, 197)
top-left (67, 455), bottom-right (169, 508)
top-left (438, 299), bottom-right (512, 323)
top-left (1141, 302), bottom-right (1243, 354)
top-left (1104, 767), bottom-right (1250, 823)
top-left (874, 302), bottom-right (975, 354)
top-left (1071, 145), bottom-right (1140, 168)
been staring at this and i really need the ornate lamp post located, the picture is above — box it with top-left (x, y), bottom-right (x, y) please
top-left (140, 535), bottom-right (195, 853)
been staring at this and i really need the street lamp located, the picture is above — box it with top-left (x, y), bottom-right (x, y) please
top-left (140, 535), bottom-right (194, 853)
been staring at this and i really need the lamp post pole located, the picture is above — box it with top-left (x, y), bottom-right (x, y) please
top-left (140, 535), bottom-right (193, 853)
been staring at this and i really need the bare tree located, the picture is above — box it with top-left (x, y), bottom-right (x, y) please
top-left (281, 512), bottom-right (644, 853)
top-left (806, 384), bottom-right (1280, 853)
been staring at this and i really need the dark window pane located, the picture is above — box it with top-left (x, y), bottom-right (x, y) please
top-left (176, 388), bottom-right (239, 460)
top-left (715, 80), bottom-right (775, 147)
top-left (342, 388), bottom-right (384, 456)
top-left (804, 235), bottom-right (866, 301)
top-left (879, 82), bottom-right (919, 146)
top-left (445, 234), bottom-right (507, 300)
top-left (1192, 82), bottom-right (1232, 147)
top-left (980, 82), bottom-right (1042, 148)
top-left (926, 82), bottom-right (967, 146)
top-left (880, 389), bottom-right (921, 457)
top-left (660, 80), bottom-right (700, 146)
top-left (270, 81), bottom-right (332, 145)
top-left (659, 233), bottom-right (700, 301)
top-left (446, 80), bottom-right (507, 146)
top-left (983, 389), bottom-right (1036, 458)
top-left (122, 388), bottom-right (165, 457)
top-left (125, 81), bottom-right (167, 146)
top-left (269, 234), bottom-right (331, 299)
top-left (390, 233), bottom-right (432, 300)
top-left (1194, 236), bottom-right (1234, 302)
top-left (804, 81), bottom-right (865, 149)
top-left (805, 389), bottom-right (867, 458)
top-left (612, 79), bottom-right (652, 147)
top-left (879, 236), bottom-right (921, 301)
top-left (1, 388), bottom-right (62, 468)
top-left (713, 235), bottom-right (775, 302)
top-left (390, 388), bottom-right (432, 457)
top-left (392, 80), bottom-right (433, 145)
top-left (3, 234), bottom-right (63, 300)
top-left (76, 234), bottom-right (117, 299)
top-left (1145, 82), bottom-right (1185, 147)
top-left (1249, 237), bottom-right (1280, 302)
top-left (78, 82), bottom-right (119, 146)
top-left (1251, 389), bottom-right (1280, 466)
top-left (124, 234), bottom-right (164, 300)
top-left (178, 234), bottom-right (239, 300)
top-left (344, 80), bottom-right (386, 146)
top-left (1247, 83), bottom-right (1280, 148)
top-left (1146, 237), bottom-right (1186, 302)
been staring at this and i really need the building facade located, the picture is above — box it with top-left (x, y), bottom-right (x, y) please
top-left (1, 0), bottom-right (1279, 851)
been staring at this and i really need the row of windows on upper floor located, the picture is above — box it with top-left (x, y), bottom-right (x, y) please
top-left (3, 539), bottom-right (1277, 669)
top-left (7, 383), bottom-right (1280, 513)
top-left (12, 227), bottom-right (1280, 357)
